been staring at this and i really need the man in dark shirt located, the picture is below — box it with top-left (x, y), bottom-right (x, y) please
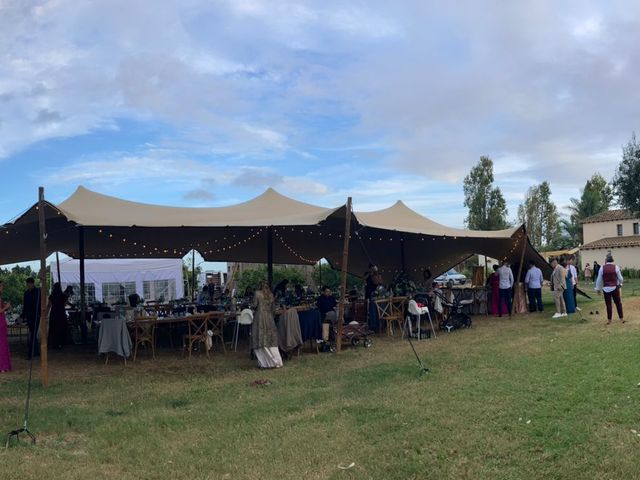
top-left (20, 277), bottom-right (41, 359)
top-left (316, 286), bottom-right (337, 322)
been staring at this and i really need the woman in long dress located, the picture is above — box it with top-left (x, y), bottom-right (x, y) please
top-left (251, 281), bottom-right (283, 369)
top-left (563, 260), bottom-right (576, 314)
top-left (488, 265), bottom-right (507, 316)
top-left (0, 280), bottom-right (13, 373)
top-left (48, 283), bottom-right (71, 349)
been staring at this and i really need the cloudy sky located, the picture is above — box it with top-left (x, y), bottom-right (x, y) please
top-left (1, 0), bottom-right (639, 229)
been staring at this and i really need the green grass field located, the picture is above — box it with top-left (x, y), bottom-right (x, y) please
top-left (1, 283), bottom-right (639, 480)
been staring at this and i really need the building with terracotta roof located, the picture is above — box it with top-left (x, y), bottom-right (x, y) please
top-left (581, 209), bottom-right (640, 269)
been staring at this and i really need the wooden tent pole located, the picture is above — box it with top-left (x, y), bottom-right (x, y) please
top-left (400, 233), bottom-right (406, 273)
top-left (37, 187), bottom-right (49, 388)
top-left (55, 252), bottom-right (61, 284)
top-left (191, 249), bottom-right (196, 302)
top-left (267, 227), bottom-right (274, 288)
top-left (511, 228), bottom-right (527, 316)
top-left (78, 226), bottom-right (87, 342)
top-left (336, 197), bottom-right (353, 353)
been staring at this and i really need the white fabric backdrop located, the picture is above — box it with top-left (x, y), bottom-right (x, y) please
top-left (51, 258), bottom-right (185, 302)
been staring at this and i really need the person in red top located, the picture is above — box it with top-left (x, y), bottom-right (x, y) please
top-left (594, 253), bottom-right (624, 325)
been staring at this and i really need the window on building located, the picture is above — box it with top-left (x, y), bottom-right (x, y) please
top-left (634, 222), bottom-right (639, 235)
top-left (102, 282), bottom-right (137, 304)
top-left (617, 224), bottom-right (623, 236)
top-left (62, 283), bottom-right (96, 305)
top-left (143, 279), bottom-right (176, 302)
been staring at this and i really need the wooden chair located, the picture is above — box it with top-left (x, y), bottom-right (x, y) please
top-left (182, 313), bottom-right (211, 360)
top-left (209, 312), bottom-right (226, 354)
top-left (374, 298), bottom-right (405, 337)
top-left (132, 316), bottom-right (157, 361)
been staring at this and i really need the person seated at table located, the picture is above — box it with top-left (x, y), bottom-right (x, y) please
top-left (273, 279), bottom-right (289, 299)
top-left (316, 286), bottom-right (337, 323)
top-left (197, 286), bottom-right (210, 305)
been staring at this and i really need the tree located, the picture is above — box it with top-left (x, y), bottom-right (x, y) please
top-left (563, 173), bottom-right (614, 244)
top-left (517, 181), bottom-right (560, 249)
top-left (0, 265), bottom-right (38, 311)
top-left (312, 263), bottom-right (363, 292)
top-left (182, 262), bottom-right (202, 298)
top-left (613, 133), bottom-right (640, 215)
top-left (236, 266), bottom-right (307, 295)
top-left (463, 156), bottom-right (509, 230)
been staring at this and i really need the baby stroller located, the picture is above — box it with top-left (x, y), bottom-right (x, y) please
top-left (432, 288), bottom-right (472, 332)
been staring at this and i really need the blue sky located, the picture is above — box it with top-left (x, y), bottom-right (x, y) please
top-left (1, 0), bottom-right (639, 234)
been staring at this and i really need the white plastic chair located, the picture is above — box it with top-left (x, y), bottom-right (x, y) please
top-left (408, 299), bottom-right (437, 339)
top-left (233, 309), bottom-right (254, 351)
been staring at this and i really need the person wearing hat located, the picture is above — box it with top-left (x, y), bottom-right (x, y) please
top-left (594, 253), bottom-right (624, 325)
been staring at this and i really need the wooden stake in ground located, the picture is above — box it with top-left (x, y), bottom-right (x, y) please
top-left (38, 187), bottom-right (49, 388)
top-left (511, 228), bottom-right (528, 316)
top-left (336, 197), bottom-right (353, 353)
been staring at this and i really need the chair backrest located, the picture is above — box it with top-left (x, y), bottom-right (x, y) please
top-left (408, 299), bottom-right (421, 315)
top-left (237, 308), bottom-right (254, 325)
top-left (134, 316), bottom-right (156, 338)
top-left (187, 314), bottom-right (210, 338)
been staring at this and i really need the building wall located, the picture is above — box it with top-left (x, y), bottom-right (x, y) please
top-left (581, 246), bottom-right (640, 270)
top-left (583, 219), bottom-right (639, 244)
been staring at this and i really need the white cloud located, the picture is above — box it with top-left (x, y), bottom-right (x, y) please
top-left (3, 0), bottom-right (640, 226)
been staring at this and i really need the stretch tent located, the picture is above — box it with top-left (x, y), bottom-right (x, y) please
top-left (51, 258), bottom-right (185, 302)
top-left (0, 186), bottom-right (550, 280)
top-left (332, 200), bottom-right (551, 280)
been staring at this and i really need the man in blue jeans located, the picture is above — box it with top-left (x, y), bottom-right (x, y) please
top-left (524, 260), bottom-right (544, 312)
top-left (497, 260), bottom-right (514, 317)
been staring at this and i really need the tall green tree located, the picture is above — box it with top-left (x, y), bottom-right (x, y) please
top-left (613, 133), bottom-right (640, 215)
top-left (563, 173), bottom-right (614, 244)
top-left (517, 181), bottom-right (560, 249)
top-left (463, 156), bottom-right (509, 230)
top-left (236, 266), bottom-right (306, 295)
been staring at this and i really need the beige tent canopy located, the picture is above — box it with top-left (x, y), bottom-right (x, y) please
top-left (0, 186), bottom-right (550, 281)
top-left (330, 200), bottom-right (550, 281)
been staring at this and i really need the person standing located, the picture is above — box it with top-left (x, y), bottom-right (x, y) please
top-left (583, 263), bottom-right (592, 283)
top-left (566, 256), bottom-right (580, 310)
top-left (0, 280), bottom-right (13, 372)
top-left (20, 277), bottom-right (41, 359)
top-left (524, 261), bottom-right (544, 312)
top-left (497, 261), bottom-right (514, 317)
top-left (251, 281), bottom-right (282, 368)
top-left (592, 261), bottom-right (600, 283)
top-left (47, 282), bottom-right (71, 349)
top-left (488, 264), bottom-right (505, 316)
top-left (595, 254), bottom-right (624, 325)
top-left (550, 258), bottom-right (567, 319)
top-left (562, 258), bottom-right (576, 314)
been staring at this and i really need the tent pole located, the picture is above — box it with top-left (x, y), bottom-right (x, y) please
top-left (191, 250), bottom-right (196, 302)
top-left (400, 233), bottom-right (406, 273)
top-left (78, 226), bottom-right (87, 344)
top-left (511, 229), bottom-right (527, 316)
top-left (267, 226), bottom-right (274, 288)
top-left (37, 187), bottom-right (49, 388)
top-left (55, 252), bottom-right (61, 284)
top-left (336, 197), bottom-right (353, 353)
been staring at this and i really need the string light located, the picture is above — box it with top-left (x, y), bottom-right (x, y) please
top-left (273, 229), bottom-right (319, 264)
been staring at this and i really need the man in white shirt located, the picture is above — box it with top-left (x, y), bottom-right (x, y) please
top-left (566, 256), bottom-right (580, 311)
top-left (497, 261), bottom-right (514, 317)
top-left (524, 260), bottom-right (543, 312)
top-left (595, 253), bottom-right (624, 325)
